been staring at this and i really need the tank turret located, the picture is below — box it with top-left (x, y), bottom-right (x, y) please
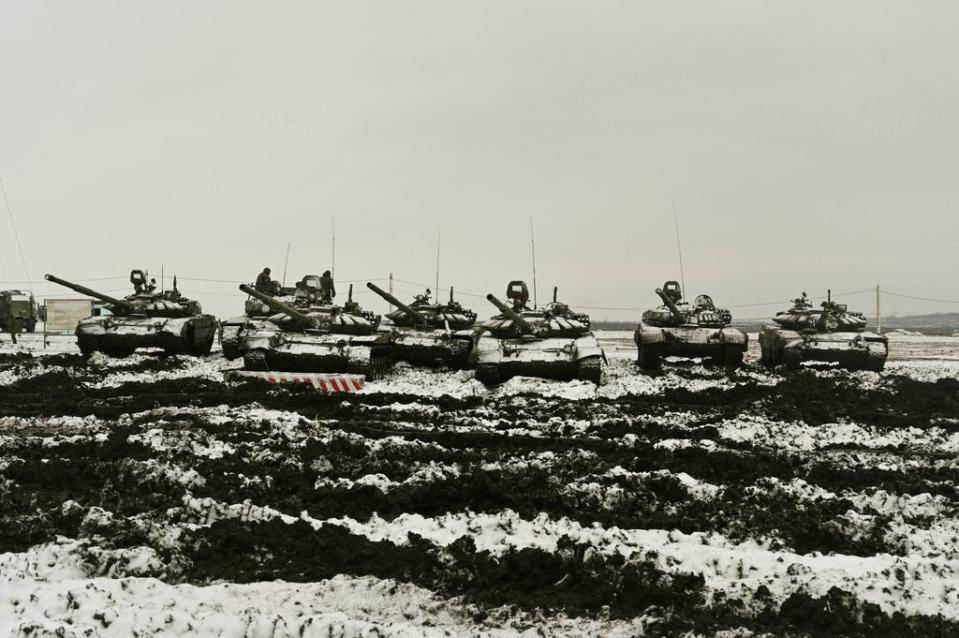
top-left (486, 294), bottom-right (535, 334)
top-left (239, 284), bottom-right (319, 328)
top-left (45, 274), bottom-right (136, 314)
top-left (367, 282), bottom-right (427, 326)
top-left (655, 287), bottom-right (686, 323)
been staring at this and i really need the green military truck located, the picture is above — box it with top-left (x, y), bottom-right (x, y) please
top-left (0, 290), bottom-right (38, 333)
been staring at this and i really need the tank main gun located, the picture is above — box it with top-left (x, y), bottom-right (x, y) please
top-left (487, 294), bottom-right (534, 334)
top-left (655, 288), bottom-right (686, 323)
top-left (45, 274), bottom-right (136, 313)
top-left (366, 282), bottom-right (426, 326)
top-left (239, 284), bottom-right (318, 328)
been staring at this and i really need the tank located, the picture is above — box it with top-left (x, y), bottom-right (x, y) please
top-left (759, 291), bottom-right (888, 371)
top-left (470, 281), bottom-right (607, 385)
top-left (236, 283), bottom-right (392, 378)
top-left (44, 270), bottom-right (217, 356)
top-left (366, 283), bottom-right (478, 368)
top-left (0, 290), bottom-right (38, 333)
top-left (634, 280), bottom-right (748, 370)
top-left (220, 274), bottom-right (320, 360)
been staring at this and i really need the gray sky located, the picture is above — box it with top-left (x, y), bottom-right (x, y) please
top-left (2, 1), bottom-right (958, 320)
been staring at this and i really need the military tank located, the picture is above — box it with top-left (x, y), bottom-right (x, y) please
top-left (759, 291), bottom-right (888, 371)
top-left (634, 280), bottom-right (748, 370)
top-left (366, 283), bottom-right (478, 368)
top-left (470, 281), bottom-right (606, 385)
top-left (236, 283), bottom-right (392, 378)
top-left (44, 270), bottom-right (217, 356)
top-left (220, 274), bottom-right (319, 360)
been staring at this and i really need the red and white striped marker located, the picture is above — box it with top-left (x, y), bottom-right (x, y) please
top-left (225, 370), bottom-right (364, 392)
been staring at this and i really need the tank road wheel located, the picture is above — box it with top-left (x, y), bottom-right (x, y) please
top-left (637, 345), bottom-right (662, 371)
top-left (243, 350), bottom-right (269, 371)
top-left (101, 345), bottom-right (135, 358)
top-left (77, 337), bottom-right (99, 356)
top-left (367, 352), bottom-right (392, 380)
top-left (188, 337), bottom-right (214, 357)
top-left (760, 343), bottom-right (781, 368)
top-left (782, 349), bottom-right (802, 371)
top-left (475, 364), bottom-right (500, 387)
top-left (864, 352), bottom-right (886, 373)
top-left (723, 346), bottom-right (745, 369)
top-left (577, 357), bottom-right (603, 384)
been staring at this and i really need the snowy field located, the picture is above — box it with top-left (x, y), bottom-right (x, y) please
top-left (1, 330), bottom-right (958, 636)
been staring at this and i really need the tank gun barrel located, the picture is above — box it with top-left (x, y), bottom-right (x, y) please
top-left (486, 294), bottom-right (534, 334)
top-left (44, 274), bottom-right (135, 312)
top-left (366, 282), bottom-right (426, 325)
top-left (656, 288), bottom-right (685, 322)
top-left (239, 284), bottom-right (317, 328)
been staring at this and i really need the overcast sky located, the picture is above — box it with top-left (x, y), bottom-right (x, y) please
top-left (2, 1), bottom-right (957, 320)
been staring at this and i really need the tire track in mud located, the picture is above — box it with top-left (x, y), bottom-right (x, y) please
top-left (3, 353), bottom-right (959, 636)
top-left (4, 408), bottom-right (958, 560)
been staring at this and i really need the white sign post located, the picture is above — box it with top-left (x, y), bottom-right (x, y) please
top-left (44, 299), bottom-right (93, 347)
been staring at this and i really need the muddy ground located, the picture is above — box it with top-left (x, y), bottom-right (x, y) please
top-left (1, 336), bottom-right (959, 637)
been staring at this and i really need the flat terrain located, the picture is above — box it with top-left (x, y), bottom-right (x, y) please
top-left (1, 331), bottom-right (958, 637)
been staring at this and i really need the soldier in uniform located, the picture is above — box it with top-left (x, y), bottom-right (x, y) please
top-left (319, 270), bottom-right (336, 304)
top-left (255, 268), bottom-right (273, 294)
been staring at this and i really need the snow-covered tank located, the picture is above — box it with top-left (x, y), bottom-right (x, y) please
top-left (470, 281), bottom-right (606, 385)
top-left (759, 291), bottom-right (888, 371)
top-left (44, 271), bottom-right (217, 356)
top-left (634, 280), bottom-right (748, 370)
top-left (237, 283), bottom-right (392, 378)
top-left (220, 274), bottom-right (318, 360)
top-left (366, 283), bottom-right (478, 368)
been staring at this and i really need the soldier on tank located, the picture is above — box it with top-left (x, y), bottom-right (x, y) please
top-left (320, 270), bottom-right (336, 304)
top-left (415, 288), bottom-right (432, 305)
top-left (145, 278), bottom-right (157, 293)
top-left (255, 268), bottom-right (273, 295)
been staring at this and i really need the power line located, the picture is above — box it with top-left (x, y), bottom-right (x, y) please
top-left (882, 290), bottom-right (959, 304)
top-left (0, 177), bottom-right (34, 294)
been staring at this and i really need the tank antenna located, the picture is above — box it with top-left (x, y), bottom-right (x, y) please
top-left (281, 242), bottom-right (291, 287)
top-left (672, 200), bottom-right (687, 298)
top-left (435, 229), bottom-right (440, 296)
top-left (331, 217), bottom-right (336, 278)
top-left (530, 218), bottom-right (538, 308)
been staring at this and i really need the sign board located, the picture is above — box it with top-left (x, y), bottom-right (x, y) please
top-left (45, 299), bottom-right (93, 333)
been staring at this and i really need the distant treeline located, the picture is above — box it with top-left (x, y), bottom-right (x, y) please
top-left (593, 312), bottom-right (959, 336)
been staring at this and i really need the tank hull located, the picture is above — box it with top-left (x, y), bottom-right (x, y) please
top-left (389, 328), bottom-right (477, 368)
top-left (75, 314), bottom-right (218, 356)
top-left (759, 325), bottom-right (888, 371)
top-left (238, 329), bottom-right (393, 379)
top-left (219, 316), bottom-right (278, 360)
top-left (634, 324), bottom-right (748, 369)
top-left (470, 333), bottom-right (606, 385)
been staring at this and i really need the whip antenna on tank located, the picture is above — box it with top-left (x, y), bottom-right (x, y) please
top-left (672, 200), bottom-right (687, 297)
top-left (331, 217), bottom-right (336, 278)
top-left (435, 229), bottom-right (440, 296)
top-left (530, 218), bottom-right (538, 308)
top-left (281, 242), bottom-right (291, 287)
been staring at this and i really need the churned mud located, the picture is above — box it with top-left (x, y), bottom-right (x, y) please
top-left (2, 345), bottom-right (959, 636)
